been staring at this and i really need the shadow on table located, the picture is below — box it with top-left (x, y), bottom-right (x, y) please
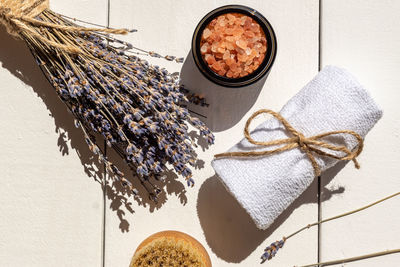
top-left (0, 26), bottom-right (189, 233)
top-left (180, 50), bottom-right (267, 132)
top-left (197, 161), bottom-right (347, 263)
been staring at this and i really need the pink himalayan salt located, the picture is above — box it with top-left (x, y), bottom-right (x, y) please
top-left (200, 12), bottom-right (268, 78)
top-left (202, 28), bottom-right (212, 39)
top-left (200, 43), bottom-right (210, 54)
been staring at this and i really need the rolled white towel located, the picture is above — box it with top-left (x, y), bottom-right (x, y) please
top-left (212, 66), bottom-right (383, 230)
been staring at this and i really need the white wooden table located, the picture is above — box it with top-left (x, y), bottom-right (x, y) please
top-left (0, 0), bottom-right (399, 266)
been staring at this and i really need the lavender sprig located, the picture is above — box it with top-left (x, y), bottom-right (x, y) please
top-left (261, 191), bottom-right (400, 264)
top-left (261, 239), bottom-right (285, 263)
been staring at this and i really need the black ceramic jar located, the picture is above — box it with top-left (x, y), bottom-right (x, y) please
top-left (192, 5), bottom-right (277, 87)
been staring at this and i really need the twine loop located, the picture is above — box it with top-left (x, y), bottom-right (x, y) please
top-left (214, 109), bottom-right (364, 177)
top-left (0, 0), bottom-right (129, 54)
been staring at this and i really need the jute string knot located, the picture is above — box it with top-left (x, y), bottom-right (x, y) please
top-left (0, 0), bottom-right (129, 54)
top-left (293, 131), bottom-right (306, 150)
top-left (214, 109), bottom-right (364, 177)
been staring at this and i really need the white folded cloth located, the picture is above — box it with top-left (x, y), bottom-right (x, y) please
top-left (212, 66), bottom-right (383, 230)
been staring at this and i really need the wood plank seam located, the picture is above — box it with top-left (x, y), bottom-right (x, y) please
top-left (318, 0), bottom-right (322, 265)
top-left (102, 2), bottom-right (111, 267)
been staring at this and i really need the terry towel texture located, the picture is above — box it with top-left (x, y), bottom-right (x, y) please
top-left (212, 66), bottom-right (383, 230)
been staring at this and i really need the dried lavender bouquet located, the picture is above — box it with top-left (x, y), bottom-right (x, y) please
top-left (2, 4), bottom-right (214, 199)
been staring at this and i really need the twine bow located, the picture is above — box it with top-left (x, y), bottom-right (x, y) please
top-left (0, 0), bottom-right (129, 54)
top-left (214, 109), bottom-right (364, 177)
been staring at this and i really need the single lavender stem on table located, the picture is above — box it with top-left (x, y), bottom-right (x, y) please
top-left (261, 191), bottom-right (400, 263)
top-left (295, 248), bottom-right (400, 267)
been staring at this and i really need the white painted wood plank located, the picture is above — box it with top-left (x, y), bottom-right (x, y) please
top-left (319, 0), bottom-right (400, 266)
top-left (106, 1), bottom-right (319, 266)
top-left (0, 1), bottom-right (107, 266)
